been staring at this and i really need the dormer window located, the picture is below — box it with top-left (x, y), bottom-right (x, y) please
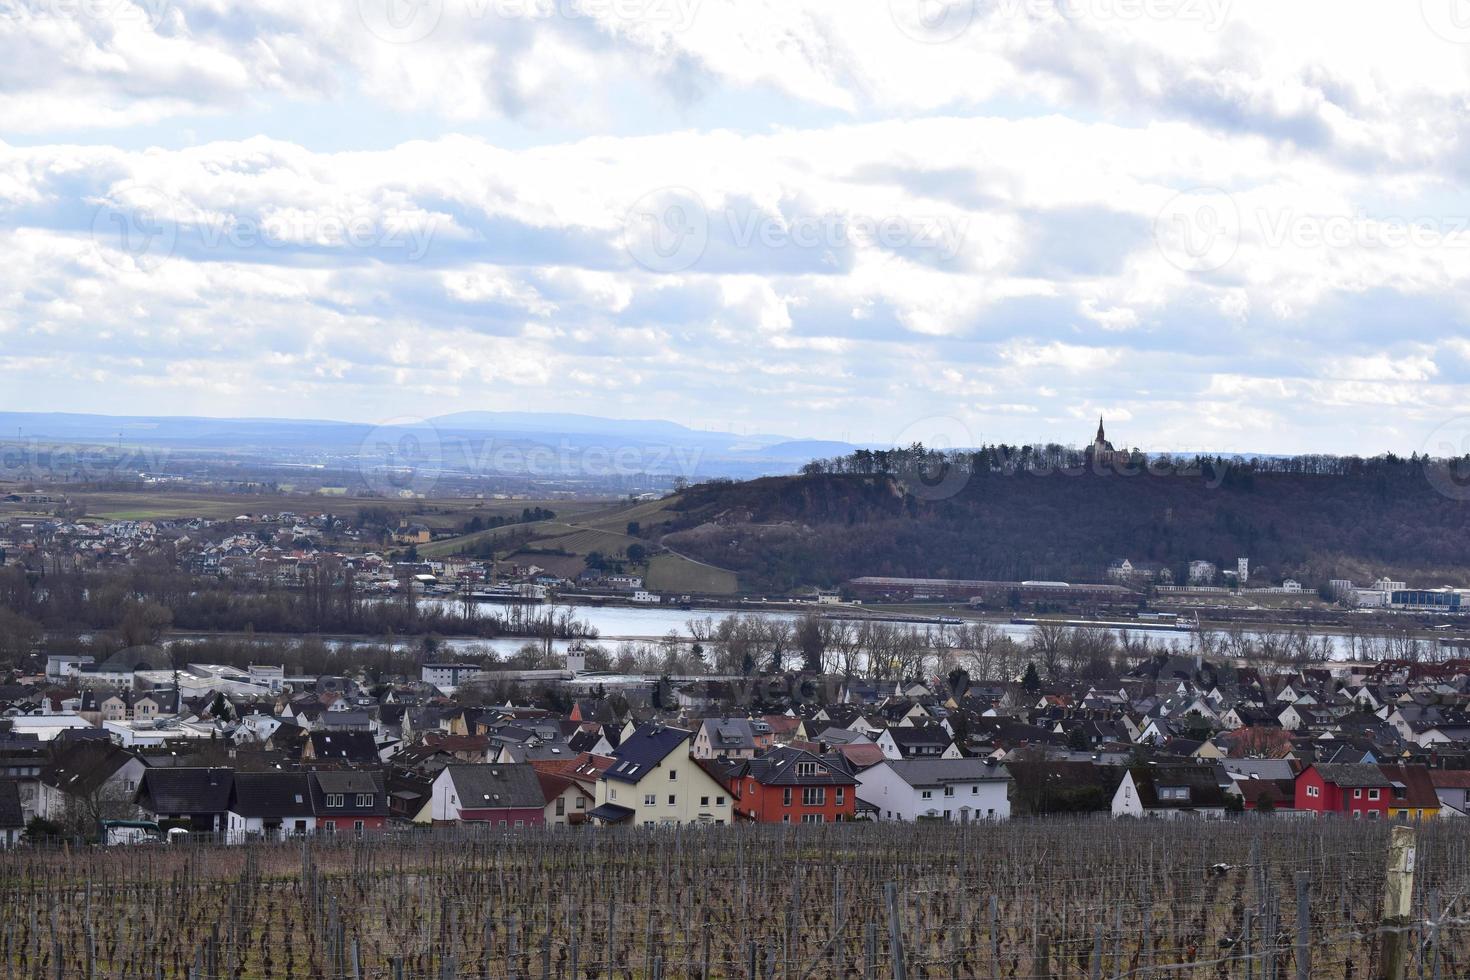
top-left (1158, 786), bottom-right (1190, 802)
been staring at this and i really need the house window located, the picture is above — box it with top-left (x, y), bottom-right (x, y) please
top-left (921, 790), bottom-right (932, 800)
top-left (835, 788), bottom-right (844, 805)
top-left (322, 821), bottom-right (336, 834)
top-left (1306, 786), bottom-right (1320, 798)
top-left (715, 796), bottom-right (725, 806)
top-left (644, 794), bottom-right (656, 806)
top-left (1368, 789), bottom-right (1380, 801)
top-left (783, 788), bottom-right (792, 806)
top-left (353, 820), bottom-right (364, 832)
top-left (667, 795), bottom-right (676, 806)
top-left (669, 770), bottom-right (677, 781)
top-left (700, 796), bottom-right (710, 806)
top-left (576, 797), bottom-right (586, 810)
top-left (801, 813), bottom-right (823, 823)
top-left (1158, 787), bottom-right (1190, 802)
top-left (356, 794), bottom-right (372, 806)
top-left (802, 787), bottom-right (826, 806)
top-left (327, 794), bottom-right (344, 808)
top-left (1354, 789), bottom-right (1362, 799)
top-left (556, 798), bottom-right (565, 816)
top-left (944, 786), bottom-right (955, 797)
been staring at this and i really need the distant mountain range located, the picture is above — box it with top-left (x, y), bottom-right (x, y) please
top-left (0, 410), bottom-right (871, 480)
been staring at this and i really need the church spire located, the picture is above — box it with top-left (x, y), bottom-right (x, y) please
top-left (1096, 415), bottom-right (1105, 444)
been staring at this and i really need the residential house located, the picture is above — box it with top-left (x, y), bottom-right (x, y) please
top-left (309, 771), bottom-right (389, 834)
top-left (856, 758), bottom-right (1011, 822)
top-left (1295, 764), bottom-right (1440, 821)
top-left (302, 731), bottom-right (380, 765)
top-left (537, 770), bottom-right (595, 826)
top-left (692, 718), bottom-right (774, 760)
top-left (430, 764), bottom-right (546, 828)
top-left (589, 724), bottom-right (733, 826)
top-left (135, 768), bottom-right (235, 834)
top-left (723, 747), bottom-right (857, 824)
top-left (1110, 765), bottom-right (1231, 819)
top-left (226, 772), bottom-right (316, 842)
top-left (875, 726), bottom-right (960, 761)
top-left (37, 742), bottom-right (146, 824)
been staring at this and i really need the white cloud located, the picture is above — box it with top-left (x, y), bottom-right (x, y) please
top-left (1, 2), bottom-right (1469, 452)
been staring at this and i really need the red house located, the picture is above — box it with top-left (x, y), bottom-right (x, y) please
top-left (310, 771), bottom-right (390, 834)
top-left (723, 747), bottom-right (857, 824)
top-left (1295, 763), bottom-right (1440, 820)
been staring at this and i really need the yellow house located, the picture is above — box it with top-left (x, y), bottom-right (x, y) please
top-left (591, 724), bottom-right (733, 826)
top-left (394, 521), bottom-right (431, 546)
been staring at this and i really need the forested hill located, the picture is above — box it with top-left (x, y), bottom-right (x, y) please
top-left (649, 452), bottom-right (1470, 593)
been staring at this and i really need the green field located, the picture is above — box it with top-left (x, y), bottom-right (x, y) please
top-left (645, 552), bottom-right (738, 594)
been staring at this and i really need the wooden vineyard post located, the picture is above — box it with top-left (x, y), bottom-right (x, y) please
top-left (885, 883), bottom-right (906, 980)
top-left (1376, 825), bottom-right (1417, 980)
top-left (1294, 871), bottom-right (1311, 980)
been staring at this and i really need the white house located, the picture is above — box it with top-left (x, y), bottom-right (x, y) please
top-left (855, 759), bottom-right (1011, 822)
top-left (38, 744), bottom-right (147, 823)
top-left (225, 772), bottom-right (317, 842)
top-left (874, 727), bottom-right (961, 760)
top-left (1110, 767), bottom-right (1231, 819)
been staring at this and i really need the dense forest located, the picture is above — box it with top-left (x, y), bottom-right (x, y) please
top-left (650, 447), bottom-right (1470, 593)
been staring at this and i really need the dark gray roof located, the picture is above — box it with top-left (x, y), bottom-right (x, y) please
top-left (307, 731), bottom-right (378, 763)
top-left (729, 747), bottom-right (856, 787)
top-left (309, 770), bottom-right (387, 816)
top-left (883, 759), bottom-right (1009, 787)
top-left (40, 742), bottom-right (136, 797)
top-left (444, 764), bottom-right (546, 810)
top-left (138, 768), bottom-right (234, 815)
top-left (312, 770), bottom-right (381, 795)
top-left (229, 772), bottom-right (313, 818)
top-left (605, 724), bottom-right (693, 784)
top-left (1315, 763), bottom-right (1393, 788)
top-left (699, 718), bottom-right (766, 750)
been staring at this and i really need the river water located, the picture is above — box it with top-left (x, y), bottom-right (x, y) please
top-left (407, 600), bottom-right (1458, 663)
top-left (163, 599), bottom-right (1457, 664)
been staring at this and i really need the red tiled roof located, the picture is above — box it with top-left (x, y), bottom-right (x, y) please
top-left (1430, 769), bottom-right (1470, 790)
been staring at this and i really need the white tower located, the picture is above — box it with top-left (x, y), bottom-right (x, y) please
top-left (1237, 557), bottom-right (1249, 585)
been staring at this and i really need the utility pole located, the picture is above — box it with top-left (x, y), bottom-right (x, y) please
top-left (1376, 824), bottom-right (1416, 980)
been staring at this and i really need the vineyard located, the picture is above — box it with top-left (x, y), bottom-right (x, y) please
top-left (0, 818), bottom-right (1462, 978)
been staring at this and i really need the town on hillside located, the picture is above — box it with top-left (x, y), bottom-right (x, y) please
top-left (4, 644), bottom-right (1470, 845)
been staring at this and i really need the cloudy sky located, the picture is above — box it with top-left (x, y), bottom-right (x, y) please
top-left (3, 0), bottom-right (1470, 455)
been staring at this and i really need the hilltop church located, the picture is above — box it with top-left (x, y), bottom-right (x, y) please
top-left (1088, 417), bottom-right (1120, 464)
